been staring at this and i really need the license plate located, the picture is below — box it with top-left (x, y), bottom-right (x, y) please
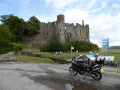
top-left (100, 68), bottom-right (104, 73)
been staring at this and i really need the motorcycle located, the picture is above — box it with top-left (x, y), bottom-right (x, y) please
top-left (69, 57), bottom-right (102, 81)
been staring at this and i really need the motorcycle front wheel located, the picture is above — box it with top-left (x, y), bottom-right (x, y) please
top-left (92, 71), bottom-right (102, 81)
top-left (69, 66), bottom-right (77, 76)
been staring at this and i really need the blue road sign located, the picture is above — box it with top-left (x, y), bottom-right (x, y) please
top-left (103, 45), bottom-right (108, 48)
top-left (102, 38), bottom-right (109, 56)
top-left (102, 39), bottom-right (109, 48)
top-left (102, 42), bottom-right (108, 44)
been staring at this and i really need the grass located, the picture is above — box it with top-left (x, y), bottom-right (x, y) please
top-left (10, 52), bottom-right (87, 63)
top-left (10, 47), bottom-right (120, 63)
top-left (35, 52), bottom-right (88, 59)
top-left (13, 55), bottom-right (54, 63)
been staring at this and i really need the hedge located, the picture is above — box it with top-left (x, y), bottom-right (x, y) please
top-left (0, 42), bottom-right (24, 54)
top-left (40, 41), bottom-right (99, 52)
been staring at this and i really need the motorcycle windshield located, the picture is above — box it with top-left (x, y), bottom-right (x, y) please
top-left (85, 55), bottom-right (95, 61)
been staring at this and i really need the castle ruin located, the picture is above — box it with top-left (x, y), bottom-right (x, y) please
top-left (23, 14), bottom-right (90, 47)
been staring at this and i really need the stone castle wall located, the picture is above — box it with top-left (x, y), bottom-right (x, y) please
top-left (22, 14), bottom-right (90, 47)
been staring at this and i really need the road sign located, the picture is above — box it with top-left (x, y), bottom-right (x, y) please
top-left (102, 38), bottom-right (109, 56)
top-left (102, 42), bottom-right (108, 44)
top-left (103, 45), bottom-right (108, 48)
top-left (102, 38), bottom-right (109, 48)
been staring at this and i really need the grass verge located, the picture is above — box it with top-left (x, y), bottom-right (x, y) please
top-left (13, 55), bottom-right (54, 63)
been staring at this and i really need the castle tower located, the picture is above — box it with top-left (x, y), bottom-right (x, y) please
top-left (82, 20), bottom-right (84, 26)
top-left (85, 24), bottom-right (90, 42)
top-left (56, 14), bottom-right (65, 43)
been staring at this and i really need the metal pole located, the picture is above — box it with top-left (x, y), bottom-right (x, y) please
top-left (71, 48), bottom-right (72, 61)
top-left (108, 38), bottom-right (110, 56)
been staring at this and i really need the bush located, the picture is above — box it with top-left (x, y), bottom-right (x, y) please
top-left (10, 42), bottom-right (24, 53)
top-left (0, 47), bottom-right (11, 54)
top-left (69, 41), bottom-right (99, 52)
top-left (40, 44), bottom-right (50, 52)
top-left (0, 42), bottom-right (24, 54)
top-left (0, 24), bottom-right (12, 44)
top-left (63, 42), bottom-right (72, 52)
top-left (48, 41), bottom-right (63, 52)
top-left (34, 54), bottom-right (42, 57)
top-left (40, 41), bottom-right (99, 52)
top-left (40, 41), bottom-right (63, 52)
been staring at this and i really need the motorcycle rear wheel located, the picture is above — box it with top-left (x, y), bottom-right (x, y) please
top-left (69, 66), bottom-right (77, 76)
top-left (92, 71), bottom-right (102, 81)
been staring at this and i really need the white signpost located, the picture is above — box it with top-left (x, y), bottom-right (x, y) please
top-left (71, 47), bottom-right (74, 60)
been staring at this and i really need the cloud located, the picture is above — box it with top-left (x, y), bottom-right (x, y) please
top-left (88, 0), bottom-right (97, 9)
top-left (89, 13), bottom-right (120, 47)
top-left (112, 4), bottom-right (120, 9)
top-left (63, 8), bottom-right (120, 47)
top-left (45, 0), bottom-right (79, 9)
top-left (64, 8), bottom-right (89, 24)
top-left (90, 14), bottom-right (120, 47)
top-left (101, 1), bottom-right (108, 8)
top-left (0, 22), bottom-right (2, 25)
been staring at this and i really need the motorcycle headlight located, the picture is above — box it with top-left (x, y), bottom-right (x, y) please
top-left (72, 61), bottom-right (75, 63)
top-left (95, 64), bottom-right (98, 67)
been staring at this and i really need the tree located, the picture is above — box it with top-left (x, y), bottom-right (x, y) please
top-left (0, 15), bottom-right (26, 42)
top-left (25, 16), bottom-right (40, 36)
top-left (0, 24), bottom-right (12, 46)
top-left (0, 14), bottom-right (13, 23)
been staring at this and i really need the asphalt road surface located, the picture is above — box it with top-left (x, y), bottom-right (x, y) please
top-left (0, 63), bottom-right (120, 90)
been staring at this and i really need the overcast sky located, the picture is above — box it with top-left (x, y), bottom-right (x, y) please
top-left (0, 0), bottom-right (120, 47)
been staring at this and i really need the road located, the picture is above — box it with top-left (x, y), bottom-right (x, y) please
top-left (0, 63), bottom-right (120, 90)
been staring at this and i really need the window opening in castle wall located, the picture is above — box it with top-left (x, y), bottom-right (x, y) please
top-left (80, 30), bottom-right (83, 38)
top-left (75, 32), bottom-right (77, 38)
top-left (65, 27), bottom-right (66, 29)
top-left (69, 33), bottom-right (71, 38)
top-left (86, 32), bottom-right (88, 39)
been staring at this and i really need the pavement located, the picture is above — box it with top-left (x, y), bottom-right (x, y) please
top-left (0, 63), bottom-right (120, 90)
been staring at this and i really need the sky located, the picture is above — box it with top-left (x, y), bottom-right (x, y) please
top-left (0, 0), bottom-right (120, 47)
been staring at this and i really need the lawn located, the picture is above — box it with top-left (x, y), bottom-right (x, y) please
top-left (37, 52), bottom-right (87, 59)
top-left (11, 48), bottom-right (120, 63)
top-left (13, 55), bottom-right (54, 63)
top-left (11, 52), bottom-right (87, 63)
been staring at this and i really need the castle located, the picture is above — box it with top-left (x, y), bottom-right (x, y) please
top-left (23, 14), bottom-right (90, 47)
